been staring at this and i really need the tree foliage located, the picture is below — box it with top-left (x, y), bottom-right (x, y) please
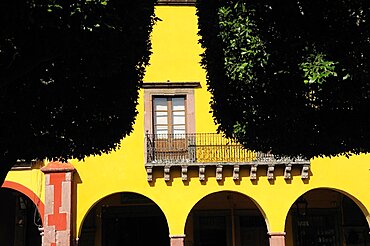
top-left (197, 0), bottom-right (370, 158)
top-left (0, 0), bottom-right (156, 181)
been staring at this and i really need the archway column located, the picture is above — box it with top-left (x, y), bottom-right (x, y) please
top-left (41, 162), bottom-right (75, 246)
top-left (170, 234), bottom-right (185, 246)
top-left (268, 232), bottom-right (286, 246)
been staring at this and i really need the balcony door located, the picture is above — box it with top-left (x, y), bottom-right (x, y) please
top-left (152, 96), bottom-right (189, 162)
top-left (153, 96), bottom-right (186, 136)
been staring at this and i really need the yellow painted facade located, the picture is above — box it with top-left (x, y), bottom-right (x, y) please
top-left (3, 5), bottom-right (370, 246)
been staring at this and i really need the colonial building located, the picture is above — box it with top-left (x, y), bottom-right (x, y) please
top-left (2, 1), bottom-right (370, 246)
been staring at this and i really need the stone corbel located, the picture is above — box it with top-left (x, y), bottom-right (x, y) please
top-left (284, 165), bottom-right (292, 180)
top-left (146, 165), bottom-right (153, 182)
top-left (199, 165), bottom-right (205, 181)
top-left (164, 165), bottom-right (171, 181)
top-left (216, 165), bottom-right (223, 181)
top-left (250, 165), bottom-right (257, 180)
top-left (181, 165), bottom-right (188, 181)
top-left (267, 165), bottom-right (275, 180)
top-left (301, 164), bottom-right (310, 179)
top-left (233, 165), bottom-right (240, 180)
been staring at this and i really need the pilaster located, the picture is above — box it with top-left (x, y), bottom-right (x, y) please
top-left (41, 162), bottom-right (75, 246)
top-left (268, 232), bottom-right (286, 246)
top-left (170, 234), bottom-right (185, 246)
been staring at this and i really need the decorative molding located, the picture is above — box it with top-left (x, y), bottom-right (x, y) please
top-left (250, 165), bottom-right (258, 180)
top-left (267, 165), bottom-right (275, 180)
top-left (301, 164), bottom-right (310, 179)
top-left (11, 159), bottom-right (40, 170)
top-left (145, 162), bottom-right (311, 182)
top-left (181, 165), bottom-right (188, 181)
top-left (284, 165), bottom-right (292, 180)
top-left (268, 232), bottom-right (286, 236)
top-left (199, 165), bottom-right (205, 181)
top-left (170, 234), bottom-right (186, 246)
top-left (170, 234), bottom-right (186, 239)
top-left (233, 165), bottom-right (240, 180)
top-left (216, 165), bottom-right (223, 181)
top-left (41, 161), bottom-right (75, 173)
top-left (142, 82), bottom-right (201, 89)
top-left (164, 165), bottom-right (171, 181)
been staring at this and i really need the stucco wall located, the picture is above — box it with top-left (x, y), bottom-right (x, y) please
top-left (4, 5), bottom-right (370, 245)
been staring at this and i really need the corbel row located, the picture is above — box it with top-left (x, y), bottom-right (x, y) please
top-left (146, 164), bottom-right (310, 182)
top-left (249, 164), bottom-right (310, 180)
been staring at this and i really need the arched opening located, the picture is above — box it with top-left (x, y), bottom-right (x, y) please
top-left (185, 191), bottom-right (269, 246)
top-left (285, 189), bottom-right (370, 246)
top-left (0, 188), bottom-right (42, 246)
top-left (79, 192), bottom-right (170, 246)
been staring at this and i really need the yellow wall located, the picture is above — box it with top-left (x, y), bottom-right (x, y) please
top-left (4, 5), bottom-right (370, 244)
top-left (4, 162), bottom-right (45, 204)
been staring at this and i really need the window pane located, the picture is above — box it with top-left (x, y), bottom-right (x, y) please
top-left (155, 125), bottom-right (168, 136)
top-left (156, 125), bottom-right (168, 131)
top-left (154, 98), bottom-right (167, 110)
top-left (172, 98), bottom-right (185, 110)
top-left (155, 116), bottom-right (168, 125)
top-left (173, 111), bottom-right (185, 116)
top-left (156, 111), bottom-right (168, 116)
top-left (173, 125), bottom-right (185, 130)
top-left (155, 111), bottom-right (168, 125)
top-left (173, 125), bottom-right (185, 135)
top-left (173, 114), bottom-right (185, 125)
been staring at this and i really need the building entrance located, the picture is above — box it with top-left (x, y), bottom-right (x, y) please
top-left (0, 188), bottom-right (42, 246)
top-left (79, 192), bottom-right (169, 246)
top-left (185, 191), bottom-right (268, 246)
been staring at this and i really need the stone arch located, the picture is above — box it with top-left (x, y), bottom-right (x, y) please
top-left (186, 190), bottom-right (270, 229)
top-left (284, 187), bottom-right (370, 246)
top-left (2, 180), bottom-right (44, 223)
top-left (0, 182), bottom-right (43, 246)
top-left (283, 187), bottom-right (370, 230)
top-left (184, 190), bottom-right (270, 246)
top-left (78, 191), bottom-right (170, 246)
top-left (77, 190), bottom-right (170, 236)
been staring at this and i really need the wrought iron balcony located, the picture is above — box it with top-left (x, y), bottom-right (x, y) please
top-left (145, 133), bottom-right (310, 181)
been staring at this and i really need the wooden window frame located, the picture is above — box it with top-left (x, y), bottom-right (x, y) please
top-left (143, 82), bottom-right (199, 135)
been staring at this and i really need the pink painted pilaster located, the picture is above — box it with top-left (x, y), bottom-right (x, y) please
top-left (170, 234), bottom-right (185, 246)
top-left (41, 162), bottom-right (75, 246)
top-left (268, 232), bottom-right (286, 246)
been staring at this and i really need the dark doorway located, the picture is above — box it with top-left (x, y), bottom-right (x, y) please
top-left (289, 189), bottom-right (370, 246)
top-left (187, 191), bottom-right (269, 246)
top-left (79, 192), bottom-right (170, 246)
top-left (196, 214), bottom-right (228, 246)
top-left (0, 188), bottom-right (42, 246)
top-left (102, 205), bottom-right (169, 246)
